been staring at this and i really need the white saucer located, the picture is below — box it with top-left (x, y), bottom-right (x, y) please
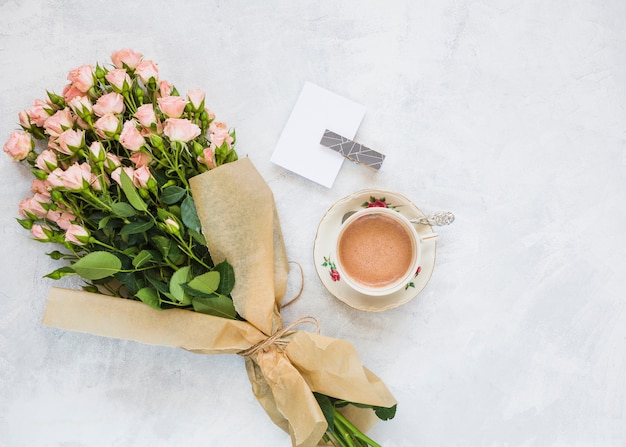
top-left (313, 189), bottom-right (437, 312)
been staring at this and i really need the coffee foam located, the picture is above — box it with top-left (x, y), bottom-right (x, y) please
top-left (338, 213), bottom-right (414, 289)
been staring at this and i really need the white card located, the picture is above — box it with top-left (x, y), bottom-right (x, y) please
top-left (270, 82), bottom-right (366, 188)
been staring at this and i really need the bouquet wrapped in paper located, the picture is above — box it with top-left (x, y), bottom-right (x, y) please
top-left (3, 49), bottom-right (396, 447)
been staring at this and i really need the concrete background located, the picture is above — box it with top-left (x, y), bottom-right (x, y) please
top-left (1, 1), bottom-right (625, 445)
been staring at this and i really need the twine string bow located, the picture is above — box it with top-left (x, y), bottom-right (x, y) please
top-left (237, 315), bottom-right (320, 357)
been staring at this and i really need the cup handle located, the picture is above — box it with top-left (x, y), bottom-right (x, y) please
top-left (420, 233), bottom-right (439, 242)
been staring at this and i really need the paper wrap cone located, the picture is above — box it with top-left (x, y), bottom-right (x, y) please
top-left (42, 158), bottom-right (396, 447)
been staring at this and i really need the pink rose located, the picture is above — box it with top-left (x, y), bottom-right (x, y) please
top-left (3, 131), bottom-right (33, 161)
top-left (163, 217), bottom-right (180, 235)
top-left (65, 224), bottom-right (90, 246)
top-left (204, 107), bottom-right (216, 121)
top-left (111, 49), bottom-right (143, 69)
top-left (28, 99), bottom-right (50, 127)
top-left (57, 212), bottom-right (76, 230)
top-left (31, 178), bottom-right (50, 195)
top-left (67, 64), bottom-right (95, 93)
top-left (57, 129), bottom-right (85, 155)
top-left (18, 195), bottom-right (49, 219)
top-left (187, 89), bottom-right (205, 110)
top-left (130, 151), bottom-right (152, 167)
top-left (133, 166), bottom-right (153, 189)
top-left (31, 224), bottom-right (52, 241)
top-left (89, 141), bottom-right (106, 162)
top-left (46, 168), bottom-right (65, 189)
top-left (136, 60), bottom-right (159, 83)
top-left (44, 108), bottom-right (75, 138)
top-left (134, 104), bottom-right (157, 128)
top-left (163, 118), bottom-right (201, 142)
top-left (119, 120), bottom-right (146, 151)
top-left (18, 110), bottom-right (31, 128)
top-left (46, 136), bottom-right (60, 152)
top-left (104, 152), bottom-right (122, 172)
top-left (159, 80), bottom-right (173, 97)
top-left (111, 166), bottom-right (135, 186)
top-left (76, 117), bottom-right (91, 130)
top-left (62, 83), bottom-right (84, 102)
top-left (197, 147), bottom-right (215, 169)
top-left (60, 163), bottom-right (92, 191)
top-left (35, 149), bottom-right (58, 172)
top-left (105, 68), bottom-right (131, 91)
top-left (94, 113), bottom-right (121, 138)
top-left (47, 209), bottom-right (75, 230)
top-left (68, 95), bottom-right (93, 117)
top-left (208, 121), bottom-right (233, 148)
top-left (157, 96), bottom-right (188, 118)
top-left (93, 92), bottom-right (125, 117)
top-left (90, 173), bottom-right (107, 191)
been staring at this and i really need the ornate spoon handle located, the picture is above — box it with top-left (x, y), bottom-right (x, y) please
top-left (410, 211), bottom-right (455, 226)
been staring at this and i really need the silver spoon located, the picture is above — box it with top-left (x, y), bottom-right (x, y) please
top-left (410, 211), bottom-right (455, 226)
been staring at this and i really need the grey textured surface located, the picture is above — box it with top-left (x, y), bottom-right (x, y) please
top-left (1, 1), bottom-right (626, 446)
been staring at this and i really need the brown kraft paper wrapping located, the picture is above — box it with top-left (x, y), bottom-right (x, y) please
top-left (42, 157), bottom-right (397, 447)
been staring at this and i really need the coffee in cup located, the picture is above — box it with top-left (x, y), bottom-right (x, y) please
top-left (336, 207), bottom-right (435, 296)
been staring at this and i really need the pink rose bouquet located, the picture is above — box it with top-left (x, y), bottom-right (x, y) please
top-left (4, 48), bottom-right (239, 315)
top-left (4, 49), bottom-right (396, 447)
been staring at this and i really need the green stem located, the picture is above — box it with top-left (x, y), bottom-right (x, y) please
top-left (81, 189), bottom-right (113, 212)
top-left (90, 238), bottom-right (123, 253)
top-left (153, 143), bottom-right (190, 188)
top-left (325, 432), bottom-right (348, 447)
top-left (172, 235), bottom-right (211, 270)
top-left (335, 421), bottom-right (357, 447)
top-left (333, 411), bottom-right (381, 447)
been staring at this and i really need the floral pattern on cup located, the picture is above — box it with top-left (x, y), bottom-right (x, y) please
top-left (322, 256), bottom-right (340, 282)
top-left (405, 266), bottom-right (422, 289)
top-left (361, 196), bottom-right (396, 209)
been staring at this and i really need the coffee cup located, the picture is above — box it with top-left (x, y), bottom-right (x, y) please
top-left (335, 207), bottom-right (438, 296)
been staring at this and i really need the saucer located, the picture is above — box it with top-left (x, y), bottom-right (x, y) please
top-left (313, 189), bottom-right (437, 312)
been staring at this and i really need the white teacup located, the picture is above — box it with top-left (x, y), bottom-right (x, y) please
top-left (335, 207), bottom-right (438, 296)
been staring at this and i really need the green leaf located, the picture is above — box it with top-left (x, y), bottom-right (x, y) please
top-left (114, 271), bottom-right (140, 296)
top-left (167, 242), bottom-right (187, 265)
top-left (313, 393), bottom-right (335, 432)
top-left (186, 271), bottom-right (220, 295)
top-left (97, 215), bottom-right (112, 229)
top-left (214, 260), bottom-right (235, 295)
top-left (373, 404), bottom-right (397, 421)
top-left (151, 235), bottom-right (171, 257)
top-left (132, 250), bottom-right (153, 268)
top-left (122, 246), bottom-right (139, 257)
top-left (119, 220), bottom-right (155, 235)
top-left (71, 252), bottom-right (122, 280)
top-left (181, 195), bottom-right (202, 233)
top-left (44, 266), bottom-right (75, 280)
top-left (191, 294), bottom-right (237, 319)
top-left (120, 169), bottom-right (147, 211)
top-left (135, 287), bottom-right (161, 310)
top-left (161, 186), bottom-right (187, 205)
top-left (188, 228), bottom-right (207, 246)
top-left (145, 273), bottom-right (169, 294)
top-left (111, 202), bottom-right (137, 217)
top-left (169, 266), bottom-right (191, 305)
